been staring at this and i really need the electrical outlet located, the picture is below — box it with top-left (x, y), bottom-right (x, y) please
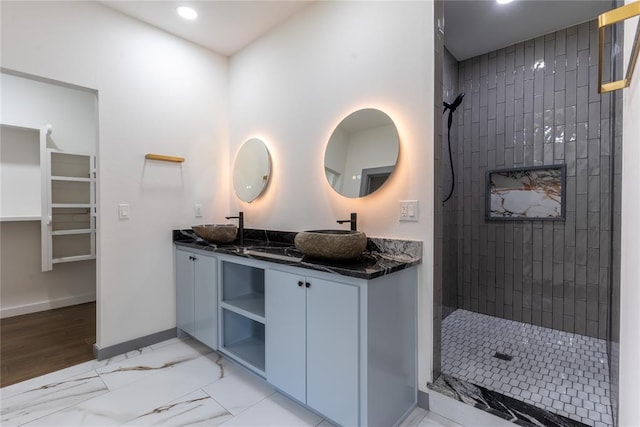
top-left (399, 200), bottom-right (418, 222)
top-left (195, 203), bottom-right (203, 218)
top-left (400, 204), bottom-right (409, 217)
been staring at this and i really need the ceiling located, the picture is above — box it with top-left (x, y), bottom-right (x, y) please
top-left (101, 1), bottom-right (312, 56)
top-left (444, 0), bottom-right (614, 61)
top-left (101, 1), bottom-right (614, 60)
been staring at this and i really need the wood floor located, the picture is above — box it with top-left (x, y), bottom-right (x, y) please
top-left (1, 302), bottom-right (96, 388)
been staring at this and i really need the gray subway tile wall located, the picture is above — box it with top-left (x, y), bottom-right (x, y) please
top-left (448, 21), bottom-right (613, 339)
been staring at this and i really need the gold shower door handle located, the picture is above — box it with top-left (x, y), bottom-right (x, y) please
top-left (598, 1), bottom-right (640, 93)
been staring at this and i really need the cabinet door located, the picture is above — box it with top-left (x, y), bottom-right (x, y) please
top-left (176, 249), bottom-right (195, 336)
top-left (193, 253), bottom-right (217, 349)
top-left (265, 269), bottom-right (306, 403)
top-left (306, 278), bottom-right (359, 427)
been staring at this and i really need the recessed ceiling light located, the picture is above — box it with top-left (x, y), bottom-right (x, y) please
top-left (177, 6), bottom-right (198, 20)
top-left (497, 0), bottom-right (513, 4)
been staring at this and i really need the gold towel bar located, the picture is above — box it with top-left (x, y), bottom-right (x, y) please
top-left (145, 154), bottom-right (185, 163)
top-left (598, 1), bottom-right (640, 93)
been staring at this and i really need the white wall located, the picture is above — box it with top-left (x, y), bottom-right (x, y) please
top-left (1, 1), bottom-right (230, 348)
top-left (618, 4), bottom-right (640, 424)
top-left (0, 72), bottom-right (98, 317)
top-left (230, 1), bottom-right (435, 389)
top-left (1, 72), bottom-right (98, 154)
top-left (0, 125), bottom-right (40, 218)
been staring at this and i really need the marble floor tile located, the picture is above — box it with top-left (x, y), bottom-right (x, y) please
top-left (25, 354), bottom-right (224, 426)
top-left (201, 363), bottom-right (276, 416)
top-left (1, 360), bottom-right (99, 402)
top-left (0, 347), bottom-right (155, 402)
top-left (219, 392), bottom-right (324, 427)
top-left (419, 418), bottom-right (447, 427)
top-left (399, 407), bottom-right (462, 427)
top-left (420, 412), bottom-right (463, 427)
top-left (148, 337), bottom-right (189, 350)
top-left (399, 406), bottom-right (428, 427)
top-left (1, 371), bottom-right (109, 426)
top-left (2, 337), bottom-right (455, 427)
top-left (121, 389), bottom-right (233, 426)
top-left (96, 338), bottom-right (212, 391)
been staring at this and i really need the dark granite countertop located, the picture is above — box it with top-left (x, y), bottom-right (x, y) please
top-left (173, 228), bottom-right (422, 280)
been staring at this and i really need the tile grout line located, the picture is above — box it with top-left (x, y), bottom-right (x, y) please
top-left (441, 308), bottom-right (613, 426)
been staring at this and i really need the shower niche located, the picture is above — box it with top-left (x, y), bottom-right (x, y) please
top-left (485, 164), bottom-right (566, 221)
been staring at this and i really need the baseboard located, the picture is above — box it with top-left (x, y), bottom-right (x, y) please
top-left (417, 389), bottom-right (430, 410)
top-left (0, 293), bottom-right (96, 319)
top-left (93, 328), bottom-right (177, 360)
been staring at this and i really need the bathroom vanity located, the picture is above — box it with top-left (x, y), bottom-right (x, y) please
top-left (174, 229), bottom-right (421, 427)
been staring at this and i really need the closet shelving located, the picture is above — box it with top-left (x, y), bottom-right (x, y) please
top-left (1, 123), bottom-right (97, 271)
top-left (43, 149), bottom-right (96, 271)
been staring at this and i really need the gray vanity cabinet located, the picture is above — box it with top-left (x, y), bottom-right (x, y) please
top-left (265, 269), bottom-right (359, 427)
top-left (174, 241), bottom-right (417, 427)
top-left (175, 247), bottom-right (217, 349)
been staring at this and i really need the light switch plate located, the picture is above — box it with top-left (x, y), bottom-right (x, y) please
top-left (399, 200), bottom-right (419, 222)
top-left (118, 203), bottom-right (129, 220)
top-left (195, 203), bottom-right (203, 218)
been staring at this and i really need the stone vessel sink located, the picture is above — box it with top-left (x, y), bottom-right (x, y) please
top-left (294, 230), bottom-right (367, 260)
top-left (192, 224), bottom-right (238, 244)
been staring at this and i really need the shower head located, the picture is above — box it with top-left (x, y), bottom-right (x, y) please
top-left (443, 92), bottom-right (465, 114)
top-left (442, 91), bottom-right (465, 204)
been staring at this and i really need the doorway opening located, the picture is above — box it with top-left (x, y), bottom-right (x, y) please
top-left (0, 70), bottom-right (99, 387)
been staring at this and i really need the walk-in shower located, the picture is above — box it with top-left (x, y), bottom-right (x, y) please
top-left (434, 4), bottom-right (622, 426)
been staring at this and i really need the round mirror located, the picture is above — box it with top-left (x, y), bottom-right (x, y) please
top-left (233, 138), bottom-right (272, 203)
top-left (324, 108), bottom-right (399, 198)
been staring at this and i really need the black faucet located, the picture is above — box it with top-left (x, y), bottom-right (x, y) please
top-left (336, 212), bottom-right (357, 231)
top-left (225, 211), bottom-right (244, 246)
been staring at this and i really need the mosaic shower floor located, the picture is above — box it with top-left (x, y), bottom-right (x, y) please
top-left (441, 309), bottom-right (613, 427)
